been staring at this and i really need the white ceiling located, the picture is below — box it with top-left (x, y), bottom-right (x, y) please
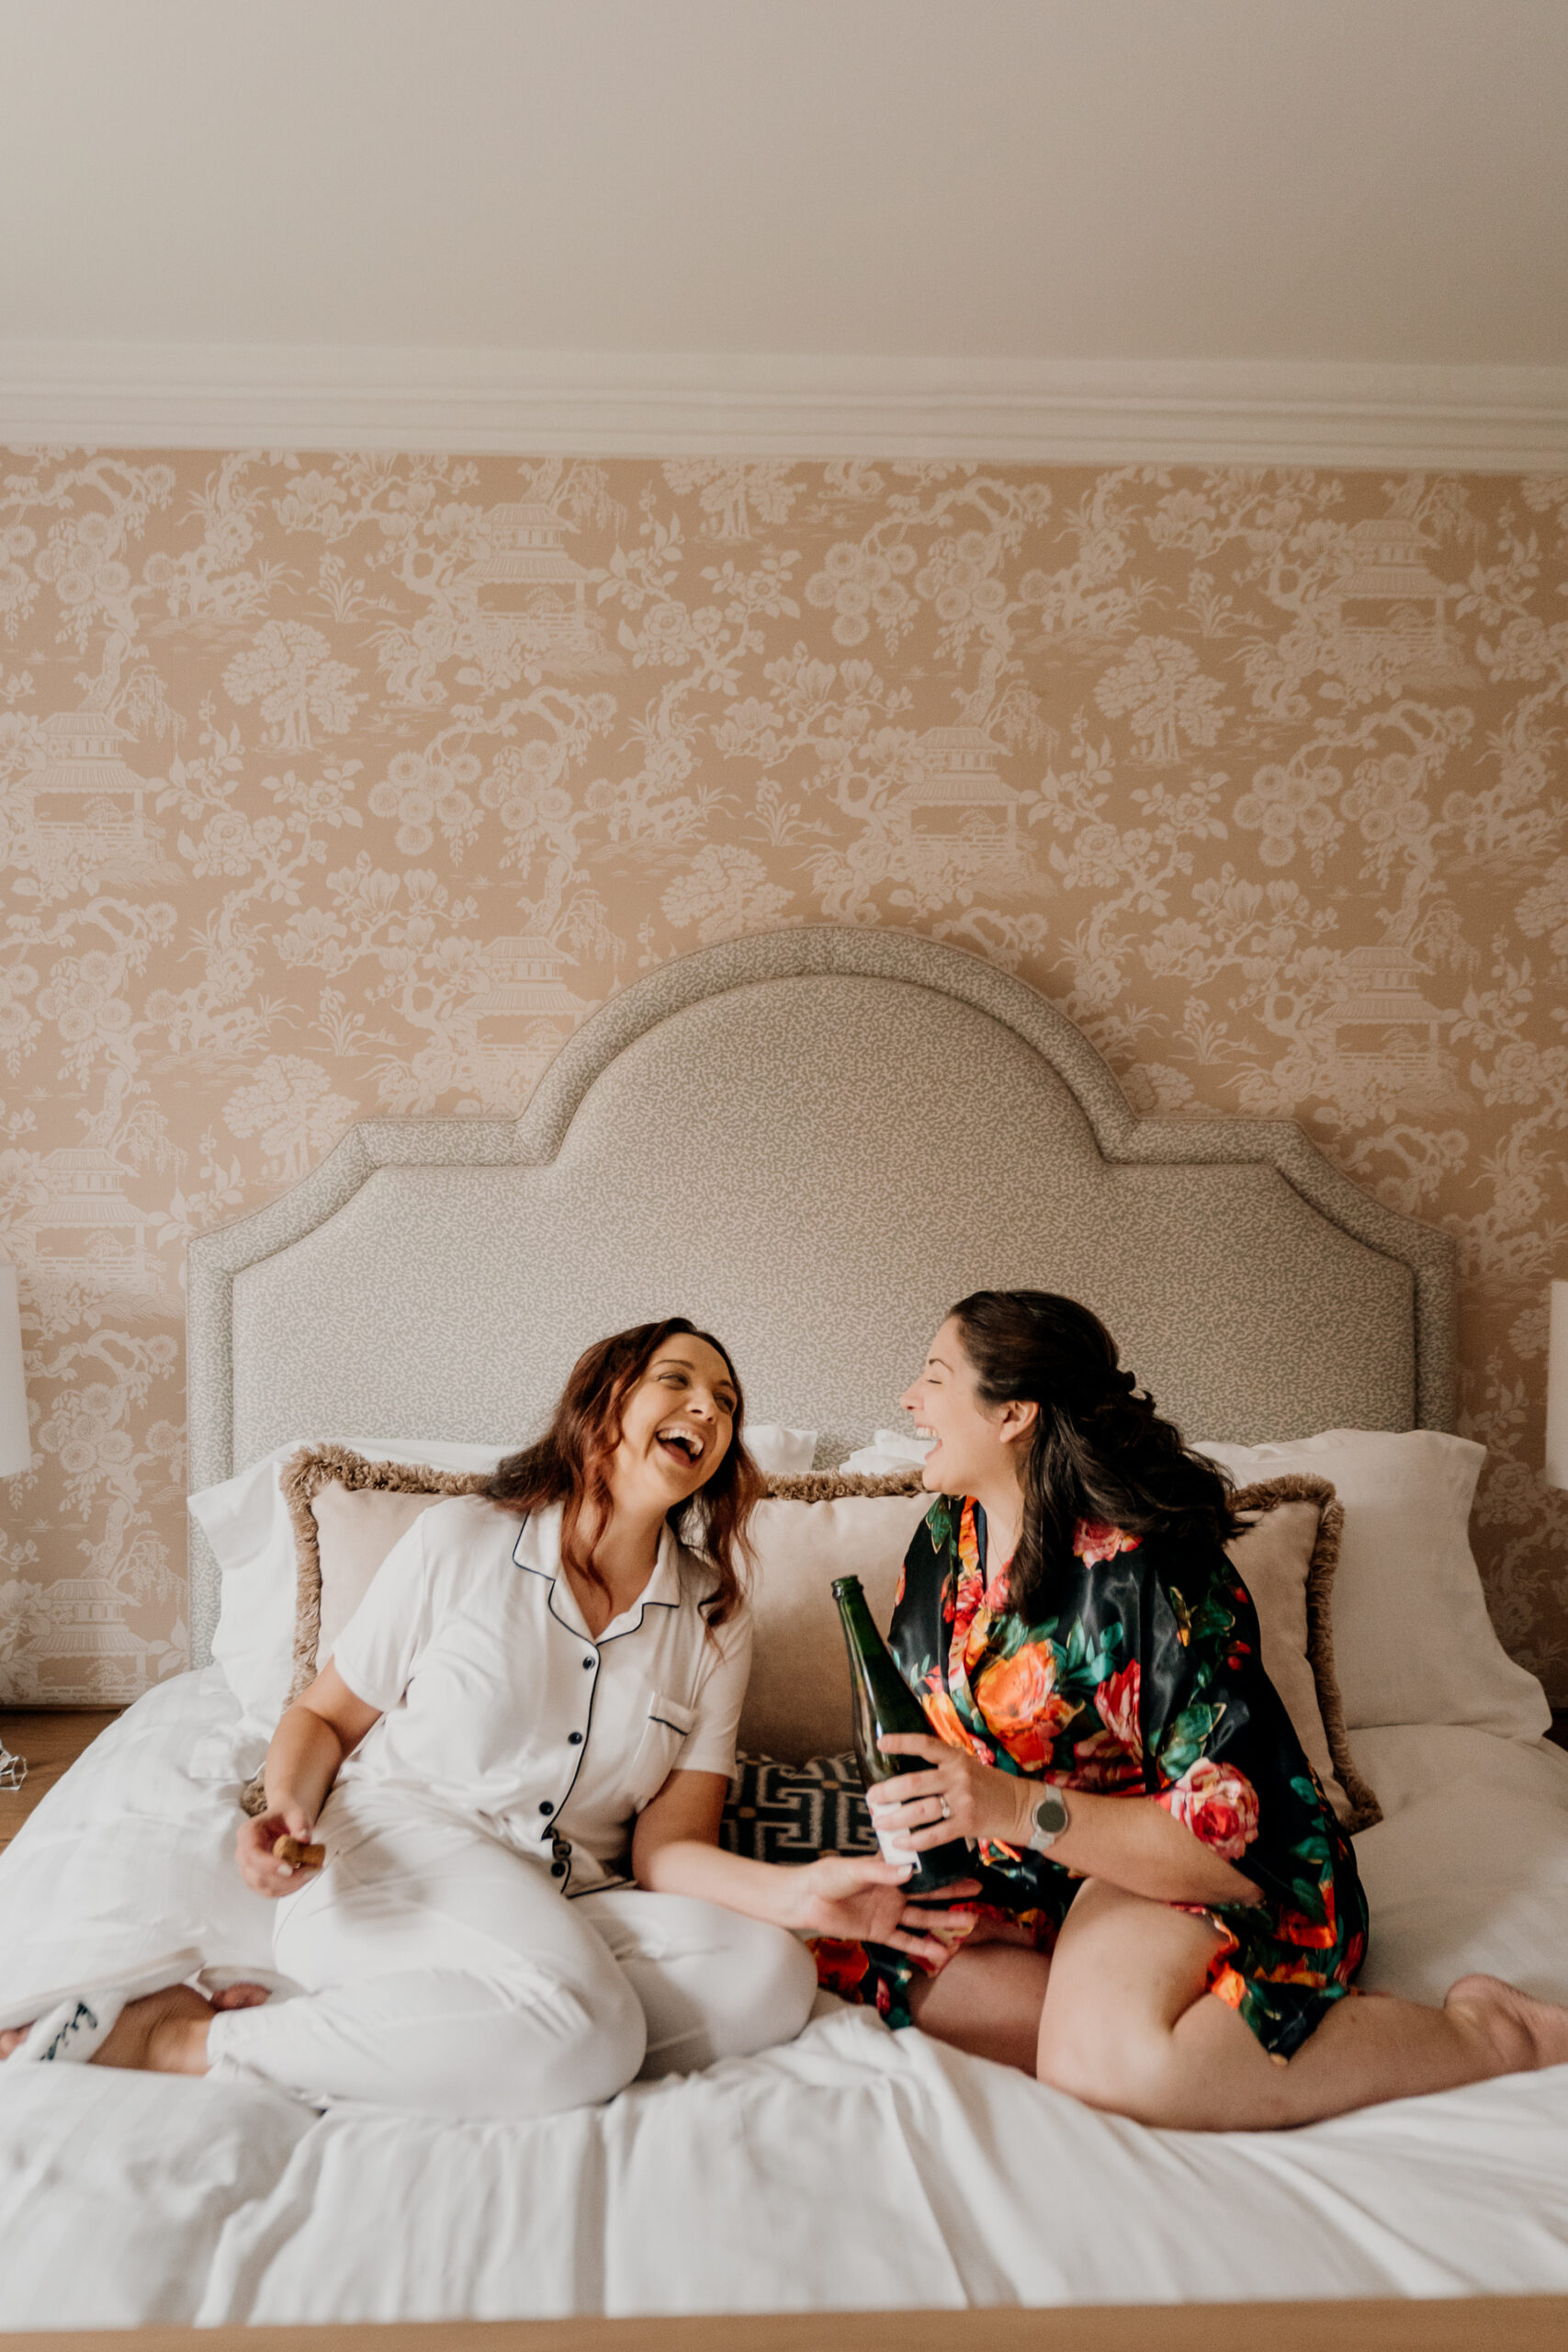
top-left (6, 0), bottom-right (1566, 362)
top-left (3, 0), bottom-right (1565, 458)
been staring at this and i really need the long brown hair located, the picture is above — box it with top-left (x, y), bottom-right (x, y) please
top-left (949, 1290), bottom-right (1239, 1622)
top-left (481, 1317), bottom-right (763, 1626)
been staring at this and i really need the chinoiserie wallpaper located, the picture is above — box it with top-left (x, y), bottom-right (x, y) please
top-left (0, 452), bottom-right (1565, 1703)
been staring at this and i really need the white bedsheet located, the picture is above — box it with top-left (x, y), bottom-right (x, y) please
top-left (4, 1675), bottom-right (1568, 2327)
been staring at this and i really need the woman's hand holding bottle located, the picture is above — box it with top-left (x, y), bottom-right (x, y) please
top-left (781, 1851), bottom-right (981, 1968)
top-left (869, 1731), bottom-right (1034, 1854)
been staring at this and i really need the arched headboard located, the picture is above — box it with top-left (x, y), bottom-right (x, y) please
top-left (186, 925), bottom-right (1454, 1664)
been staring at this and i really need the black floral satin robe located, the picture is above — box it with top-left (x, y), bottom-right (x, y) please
top-left (812, 1496), bottom-right (1368, 2060)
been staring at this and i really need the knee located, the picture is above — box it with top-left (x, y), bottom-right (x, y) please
top-left (698, 1917), bottom-right (817, 2060)
top-left (736, 1920), bottom-right (818, 2052)
top-left (497, 1959), bottom-right (648, 2117)
top-left (688, 1917), bottom-right (818, 2064)
top-left (1035, 2021), bottom-right (1164, 2121)
top-left (1035, 2030), bottom-right (1108, 2108)
top-left (563, 1965), bottom-right (649, 2106)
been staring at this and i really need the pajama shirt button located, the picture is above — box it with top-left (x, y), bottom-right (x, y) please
top-left (582, 1657), bottom-right (594, 1670)
top-left (568, 1731), bottom-right (583, 1746)
top-left (539, 1801), bottom-right (554, 1815)
top-left (550, 1861), bottom-right (566, 1878)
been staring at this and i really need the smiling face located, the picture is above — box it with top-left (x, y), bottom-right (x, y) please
top-left (606, 1334), bottom-right (739, 1515)
top-left (899, 1315), bottom-right (1035, 1498)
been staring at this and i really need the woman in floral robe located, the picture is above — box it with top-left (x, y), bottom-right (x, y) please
top-left (814, 1291), bottom-right (1568, 2129)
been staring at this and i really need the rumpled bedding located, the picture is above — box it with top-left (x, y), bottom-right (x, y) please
top-left (3, 1670), bottom-right (1568, 2327)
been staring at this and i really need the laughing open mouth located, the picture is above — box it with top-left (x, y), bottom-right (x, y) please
top-left (656, 1425), bottom-right (705, 1465)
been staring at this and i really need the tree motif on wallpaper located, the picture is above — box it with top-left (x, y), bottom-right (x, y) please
top-left (222, 622), bottom-right (364, 750)
top-left (0, 449), bottom-right (1564, 1700)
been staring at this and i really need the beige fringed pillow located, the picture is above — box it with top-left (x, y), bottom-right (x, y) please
top-left (739, 1468), bottom-right (1377, 1827)
top-left (737, 1471), bottom-right (931, 1760)
top-left (240, 1446), bottom-right (493, 1814)
top-left (243, 1449), bottom-right (1377, 1834)
top-left (1227, 1475), bottom-right (1380, 1832)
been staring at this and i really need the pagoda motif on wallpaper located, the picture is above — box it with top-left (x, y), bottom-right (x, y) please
top-left (17, 707), bottom-right (172, 894)
top-left (1320, 515), bottom-right (1473, 691)
top-left (19, 1146), bottom-right (155, 1287)
top-left (25, 1569), bottom-right (148, 1701)
top-left (467, 933), bottom-right (589, 1073)
top-left (1329, 938), bottom-right (1453, 1080)
top-left (900, 724), bottom-right (1021, 852)
top-left (463, 498), bottom-right (609, 673)
top-left (1, 450), bottom-right (1565, 1703)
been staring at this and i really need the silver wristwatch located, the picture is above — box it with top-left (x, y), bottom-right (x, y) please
top-left (1026, 1786), bottom-right (1070, 1855)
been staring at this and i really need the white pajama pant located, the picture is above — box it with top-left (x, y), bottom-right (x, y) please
top-left (205, 1800), bottom-right (817, 2120)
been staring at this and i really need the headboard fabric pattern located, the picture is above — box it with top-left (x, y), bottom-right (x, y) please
top-left (186, 927), bottom-right (1454, 1666)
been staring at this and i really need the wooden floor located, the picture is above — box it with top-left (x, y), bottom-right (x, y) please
top-left (6, 2300), bottom-right (1568, 2352)
top-left (0, 1709), bottom-right (119, 1853)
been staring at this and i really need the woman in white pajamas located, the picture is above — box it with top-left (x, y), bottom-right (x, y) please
top-left (1, 1317), bottom-right (974, 2115)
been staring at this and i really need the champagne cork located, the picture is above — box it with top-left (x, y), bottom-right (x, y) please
top-left (273, 1833), bottom-right (325, 1871)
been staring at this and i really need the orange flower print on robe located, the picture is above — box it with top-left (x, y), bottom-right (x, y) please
top-left (1158, 1753), bottom-right (1261, 1862)
top-left (1073, 1519), bottom-right (1142, 1569)
top-left (1095, 1658), bottom-right (1142, 1758)
top-left (973, 1641), bottom-right (1078, 1771)
top-left (919, 1675), bottom-right (991, 1762)
top-left (809, 1937), bottom-right (872, 2000)
top-left (1069, 1657), bottom-right (1145, 1791)
top-left (1069, 1724), bottom-right (1144, 1792)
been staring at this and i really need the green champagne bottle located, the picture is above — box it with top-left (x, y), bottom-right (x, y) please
top-left (832, 1575), bottom-right (974, 1895)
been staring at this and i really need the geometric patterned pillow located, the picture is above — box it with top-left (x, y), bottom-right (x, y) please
top-left (718, 1751), bottom-right (878, 1865)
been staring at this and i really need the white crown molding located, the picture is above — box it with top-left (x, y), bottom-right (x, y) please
top-left (2, 343), bottom-right (1566, 469)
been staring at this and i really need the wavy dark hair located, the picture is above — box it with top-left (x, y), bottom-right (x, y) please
top-left (947, 1290), bottom-right (1239, 1620)
top-left (481, 1317), bottom-right (763, 1627)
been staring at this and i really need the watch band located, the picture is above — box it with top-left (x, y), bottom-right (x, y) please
top-left (1027, 1787), bottom-right (1070, 1854)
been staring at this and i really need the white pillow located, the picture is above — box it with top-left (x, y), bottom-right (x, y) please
top-left (191, 1438), bottom-right (504, 1734)
top-left (1195, 1430), bottom-right (1549, 1739)
top-left (745, 1424), bottom-right (819, 1477)
top-left (839, 1430), bottom-right (936, 1476)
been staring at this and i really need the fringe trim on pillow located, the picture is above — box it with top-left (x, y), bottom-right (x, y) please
top-left (239, 1446), bottom-right (491, 1817)
top-left (1229, 1473), bottom-right (1382, 1835)
top-left (762, 1468), bottom-right (925, 1501)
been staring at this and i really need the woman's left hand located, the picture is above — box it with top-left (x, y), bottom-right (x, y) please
top-left (872, 1733), bottom-right (1032, 1852)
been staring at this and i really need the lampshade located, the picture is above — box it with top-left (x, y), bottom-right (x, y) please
top-left (1549, 1280), bottom-right (1568, 1495)
top-left (0, 1258), bottom-right (29, 1478)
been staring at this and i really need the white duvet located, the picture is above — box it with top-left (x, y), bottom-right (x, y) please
top-left (4, 1673), bottom-right (1568, 2328)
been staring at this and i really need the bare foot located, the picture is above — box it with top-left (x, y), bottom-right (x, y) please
top-left (0, 1979), bottom-right (269, 2069)
top-left (1445, 1973), bottom-right (1568, 2075)
top-left (92, 1984), bottom-right (217, 2073)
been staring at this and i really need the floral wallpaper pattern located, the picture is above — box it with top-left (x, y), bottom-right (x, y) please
top-left (1, 452), bottom-right (1565, 1703)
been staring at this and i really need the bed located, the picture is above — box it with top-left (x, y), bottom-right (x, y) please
top-left (3, 923), bottom-right (1568, 2335)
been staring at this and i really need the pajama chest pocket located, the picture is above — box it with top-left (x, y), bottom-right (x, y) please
top-left (630, 1691), bottom-right (695, 1806)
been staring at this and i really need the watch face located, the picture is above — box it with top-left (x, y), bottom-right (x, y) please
top-left (1034, 1789), bottom-right (1068, 1836)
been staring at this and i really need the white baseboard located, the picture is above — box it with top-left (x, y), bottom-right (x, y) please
top-left (2, 344), bottom-right (1565, 469)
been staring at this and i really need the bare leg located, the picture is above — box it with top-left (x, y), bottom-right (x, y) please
top-left (1036, 1879), bottom-right (1568, 2131)
top-left (0, 1981), bottom-right (268, 2071)
top-left (908, 1938), bottom-right (1052, 2071)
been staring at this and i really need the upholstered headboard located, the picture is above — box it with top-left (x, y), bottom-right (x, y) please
top-left (186, 926), bottom-right (1454, 1666)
